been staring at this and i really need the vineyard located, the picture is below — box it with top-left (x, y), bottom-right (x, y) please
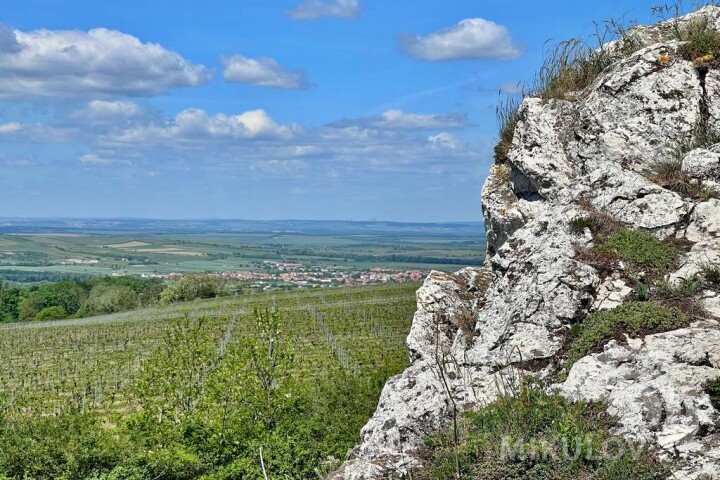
top-left (0, 283), bottom-right (418, 415)
top-left (0, 282), bottom-right (421, 478)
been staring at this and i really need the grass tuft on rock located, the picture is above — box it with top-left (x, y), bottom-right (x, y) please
top-left (413, 382), bottom-right (669, 480)
top-left (596, 230), bottom-right (679, 273)
top-left (566, 302), bottom-right (691, 368)
top-left (705, 378), bottom-right (720, 411)
top-left (701, 263), bottom-right (720, 285)
top-left (568, 217), bottom-right (593, 234)
top-left (677, 18), bottom-right (720, 62)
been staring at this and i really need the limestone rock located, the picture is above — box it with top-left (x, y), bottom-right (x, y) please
top-left (334, 7), bottom-right (720, 479)
top-left (682, 147), bottom-right (720, 183)
top-left (560, 323), bottom-right (720, 479)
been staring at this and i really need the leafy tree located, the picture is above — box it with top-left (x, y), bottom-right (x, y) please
top-left (0, 282), bottom-right (26, 322)
top-left (18, 281), bottom-right (87, 321)
top-left (77, 285), bottom-right (139, 317)
top-left (160, 274), bottom-right (223, 304)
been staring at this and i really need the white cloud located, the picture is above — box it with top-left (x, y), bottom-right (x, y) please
top-left (80, 153), bottom-right (113, 165)
top-left (330, 109), bottom-right (468, 130)
top-left (288, 0), bottom-right (361, 20)
top-left (72, 100), bottom-right (142, 122)
top-left (222, 55), bottom-right (308, 89)
top-left (0, 24), bottom-right (21, 54)
top-left (429, 132), bottom-right (461, 151)
top-left (0, 27), bottom-right (211, 98)
top-left (0, 122), bottom-right (74, 142)
top-left (250, 159), bottom-right (308, 175)
top-left (0, 122), bottom-right (22, 134)
top-left (400, 18), bottom-right (522, 61)
top-left (104, 108), bottom-right (299, 146)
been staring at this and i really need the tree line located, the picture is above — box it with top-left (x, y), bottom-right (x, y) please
top-left (0, 274), bottom-right (226, 323)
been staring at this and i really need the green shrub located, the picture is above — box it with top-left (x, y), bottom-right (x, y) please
top-left (76, 285), bottom-right (139, 317)
top-left (159, 274), bottom-right (224, 304)
top-left (0, 409), bottom-right (129, 480)
top-left (414, 382), bottom-right (668, 480)
top-left (34, 305), bottom-right (67, 321)
top-left (567, 302), bottom-right (691, 368)
top-left (597, 230), bottom-right (678, 273)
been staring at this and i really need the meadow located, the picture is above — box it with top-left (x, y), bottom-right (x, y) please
top-left (0, 282), bottom-right (419, 479)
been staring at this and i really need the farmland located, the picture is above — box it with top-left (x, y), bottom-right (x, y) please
top-left (0, 282), bottom-right (418, 478)
top-left (0, 219), bottom-right (485, 284)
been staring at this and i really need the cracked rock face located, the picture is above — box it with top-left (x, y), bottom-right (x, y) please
top-left (333, 7), bottom-right (720, 480)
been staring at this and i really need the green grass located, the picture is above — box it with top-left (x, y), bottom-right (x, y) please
top-left (566, 302), bottom-right (691, 368)
top-left (568, 217), bottom-right (592, 234)
top-left (677, 17), bottom-right (720, 61)
top-left (596, 230), bottom-right (679, 273)
top-left (414, 382), bottom-right (668, 480)
top-left (701, 263), bottom-right (720, 285)
top-left (705, 377), bottom-right (720, 411)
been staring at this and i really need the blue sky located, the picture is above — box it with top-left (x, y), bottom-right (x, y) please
top-left (0, 0), bottom-right (663, 221)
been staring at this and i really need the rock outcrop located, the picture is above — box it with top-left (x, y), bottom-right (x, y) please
top-left (332, 7), bottom-right (720, 480)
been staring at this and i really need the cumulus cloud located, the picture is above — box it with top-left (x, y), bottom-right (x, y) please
top-left (288, 0), bottom-right (361, 20)
top-left (0, 27), bottom-right (211, 98)
top-left (0, 24), bottom-right (21, 54)
top-left (400, 18), bottom-right (522, 61)
top-left (329, 109), bottom-right (468, 130)
top-left (80, 153), bottom-right (113, 165)
top-left (103, 108), bottom-right (299, 146)
top-left (222, 55), bottom-right (308, 89)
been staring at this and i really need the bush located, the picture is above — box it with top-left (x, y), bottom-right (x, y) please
top-left (566, 302), bottom-right (690, 368)
top-left (414, 381), bottom-right (668, 480)
top-left (0, 409), bottom-right (129, 480)
top-left (34, 306), bottom-right (67, 321)
top-left (596, 230), bottom-right (678, 273)
top-left (160, 274), bottom-right (223, 304)
top-left (77, 285), bottom-right (139, 316)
